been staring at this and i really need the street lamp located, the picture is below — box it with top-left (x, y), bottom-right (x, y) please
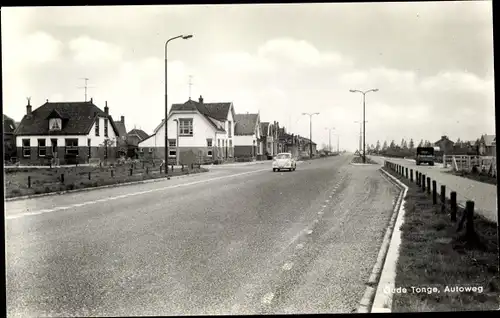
top-left (165, 34), bottom-right (193, 175)
top-left (325, 127), bottom-right (335, 152)
top-left (302, 112), bottom-right (320, 158)
top-left (350, 88), bottom-right (378, 163)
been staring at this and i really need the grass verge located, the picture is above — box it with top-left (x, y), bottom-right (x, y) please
top-left (351, 156), bottom-right (378, 164)
top-left (382, 167), bottom-right (499, 312)
top-left (5, 165), bottom-right (209, 198)
top-left (444, 170), bottom-right (497, 186)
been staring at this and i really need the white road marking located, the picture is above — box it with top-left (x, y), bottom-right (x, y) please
top-left (261, 292), bottom-right (275, 304)
top-left (282, 262), bottom-right (294, 271)
top-left (6, 168), bottom-right (270, 220)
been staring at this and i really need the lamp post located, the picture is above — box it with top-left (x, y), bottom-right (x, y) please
top-left (325, 127), bottom-right (335, 152)
top-left (350, 88), bottom-right (378, 163)
top-left (302, 112), bottom-right (319, 158)
top-left (354, 120), bottom-right (363, 154)
top-left (165, 34), bottom-right (193, 174)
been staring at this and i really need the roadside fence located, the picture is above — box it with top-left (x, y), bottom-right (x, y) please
top-left (384, 161), bottom-right (478, 240)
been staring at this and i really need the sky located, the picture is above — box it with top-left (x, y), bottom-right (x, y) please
top-left (2, 2), bottom-right (495, 152)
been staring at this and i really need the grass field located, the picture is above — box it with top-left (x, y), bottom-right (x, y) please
top-left (445, 170), bottom-right (497, 186)
top-left (4, 163), bottom-right (208, 198)
top-left (383, 167), bottom-right (499, 312)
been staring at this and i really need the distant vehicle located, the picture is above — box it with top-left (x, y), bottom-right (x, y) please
top-left (416, 147), bottom-right (435, 166)
top-left (272, 152), bottom-right (297, 172)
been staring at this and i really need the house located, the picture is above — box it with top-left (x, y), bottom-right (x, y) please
top-left (259, 122), bottom-right (270, 159)
top-left (114, 115), bottom-right (128, 157)
top-left (234, 113), bottom-right (262, 160)
top-left (138, 95), bottom-right (236, 164)
top-left (479, 134), bottom-right (496, 156)
top-left (300, 137), bottom-right (318, 157)
top-left (14, 98), bottom-right (120, 165)
top-left (433, 135), bottom-right (454, 154)
top-left (126, 128), bottom-right (149, 158)
top-left (3, 114), bottom-right (18, 161)
top-left (276, 126), bottom-right (288, 153)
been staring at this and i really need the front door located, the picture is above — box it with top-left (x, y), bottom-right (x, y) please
top-left (51, 139), bottom-right (57, 157)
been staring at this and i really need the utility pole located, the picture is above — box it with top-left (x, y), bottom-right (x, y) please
top-left (78, 78), bottom-right (95, 102)
top-left (302, 112), bottom-right (319, 158)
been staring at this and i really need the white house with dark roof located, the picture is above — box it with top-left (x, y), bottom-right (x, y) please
top-left (14, 98), bottom-right (120, 165)
top-left (138, 95), bottom-right (236, 164)
top-left (234, 112), bottom-right (262, 159)
top-left (478, 134), bottom-right (496, 156)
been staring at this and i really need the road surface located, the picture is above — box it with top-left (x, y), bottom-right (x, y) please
top-left (6, 155), bottom-right (401, 316)
top-left (371, 156), bottom-right (497, 223)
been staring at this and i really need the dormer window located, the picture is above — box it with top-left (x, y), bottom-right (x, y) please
top-left (49, 118), bottom-right (62, 131)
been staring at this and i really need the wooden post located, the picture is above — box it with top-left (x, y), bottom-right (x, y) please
top-left (421, 174), bottom-right (426, 191)
top-left (28, 176), bottom-right (31, 188)
top-left (465, 200), bottom-right (475, 237)
top-left (129, 168), bottom-right (133, 176)
top-left (182, 164), bottom-right (184, 172)
top-left (171, 164), bottom-right (174, 172)
top-left (432, 180), bottom-right (437, 204)
top-left (146, 167), bottom-right (149, 174)
top-left (427, 177), bottom-right (431, 194)
top-left (61, 173), bottom-right (65, 184)
top-left (450, 191), bottom-right (457, 222)
top-left (111, 170), bottom-right (114, 178)
top-left (88, 172), bottom-right (91, 180)
top-left (440, 185), bottom-right (446, 213)
top-left (405, 167), bottom-right (409, 179)
top-left (416, 171), bottom-right (419, 185)
top-left (410, 169), bottom-right (413, 182)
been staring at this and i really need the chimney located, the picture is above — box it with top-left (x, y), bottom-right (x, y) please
top-left (90, 97), bottom-right (93, 103)
top-left (121, 115), bottom-right (125, 123)
top-left (26, 99), bottom-right (32, 116)
top-left (199, 95), bottom-right (204, 104)
top-left (104, 101), bottom-right (109, 114)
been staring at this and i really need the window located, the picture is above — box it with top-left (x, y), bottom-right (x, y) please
top-left (104, 119), bottom-right (108, 137)
top-left (65, 139), bottom-right (79, 155)
top-left (207, 139), bottom-right (213, 147)
top-left (22, 139), bottom-right (31, 157)
top-left (169, 150), bottom-right (177, 157)
top-left (140, 148), bottom-right (144, 153)
top-left (88, 139), bottom-right (91, 158)
top-left (228, 121), bottom-right (232, 137)
top-left (218, 139), bottom-right (220, 147)
top-left (49, 118), bottom-right (61, 131)
top-left (38, 139), bottom-right (47, 157)
top-left (207, 139), bottom-right (213, 157)
top-left (179, 118), bottom-right (193, 136)
top-left (149, 148), bottom-right (153, 153)
top-left (95, 118), bottom-right (100, 136)
top-left (208, 150), bottom-right (213, 157)
top-left (168, 139), bottom-right (176, 147)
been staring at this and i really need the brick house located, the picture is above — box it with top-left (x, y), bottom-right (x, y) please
top-left (114, 115), bottom-right (128, 157)
top-left (3, 114), bottom-right (18, 161)
top-left (433, 135), bottom-right (455, 154)
top-left (234, 113), bottom-right (262, 160)
top-left (478, 134), bottom-right (496, 156)
top-left (14, 99), bottom-right (120, 165)
top-left (138, 95), bottom-right (236, 164)
top-left (126, 128), bottom-right (149, 158)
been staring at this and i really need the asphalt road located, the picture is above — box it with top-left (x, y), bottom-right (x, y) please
top-left (6, 155), bottom-right (401, 316)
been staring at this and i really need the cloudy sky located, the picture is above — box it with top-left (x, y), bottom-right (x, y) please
top-left (2, 2), bottom-right (494, 152)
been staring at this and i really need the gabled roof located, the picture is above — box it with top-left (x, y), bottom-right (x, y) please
top-left (434, 136), bottom-right (455, 145)
top-left (170, 98), bottom-right (234, 121)
top-left (127, 128), bottom-right (149, 140)
top-left (3, 114), bottom-right (17, 134)
top-left (14, 101), bottom-right (120, 136)
top-left (260, 122), bottom-right (270, 137)
top-left (234, 113), bottom-right (259, 136)
top-left (481, 134), bottom-right (495, 146)
top-left (114, 121), bottom-right (127, 138)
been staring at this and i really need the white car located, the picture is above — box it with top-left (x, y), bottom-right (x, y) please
top-left (272, 153), bottom-right (297, 172)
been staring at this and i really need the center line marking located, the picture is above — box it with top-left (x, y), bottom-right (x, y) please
top-left (282, 262), bottom-right (294, 271)
top-left (261, 292), bottom-right (275, 304)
